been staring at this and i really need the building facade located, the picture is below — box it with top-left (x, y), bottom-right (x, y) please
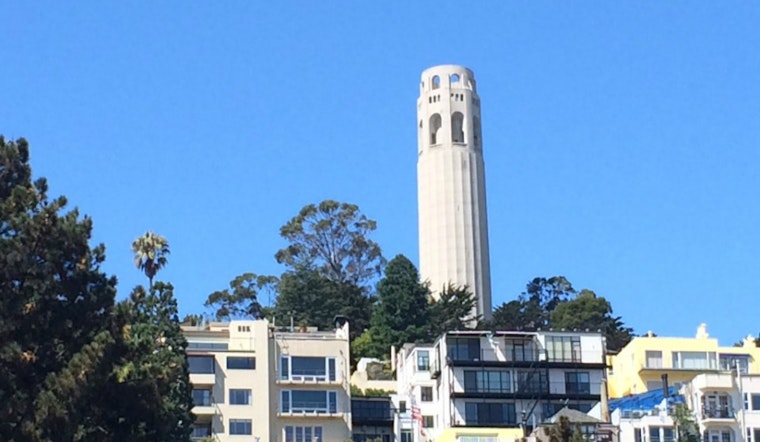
top-left (416, 64), bottom-right (493, 320)
top-left (183, 318), bottom-right (352, 441)
top-left (394, 330), bottom-right (607, 441)
top-left (607, 324), bottom-right (760, 398)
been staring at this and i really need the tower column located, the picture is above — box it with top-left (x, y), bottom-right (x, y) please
top-left (416, 65), bottom-right (493, 322)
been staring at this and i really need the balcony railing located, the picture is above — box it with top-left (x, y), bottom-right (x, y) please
top-left (702, 407), bottom-right (735, 419)
top-left (448, 349), bottom-right (604, 365)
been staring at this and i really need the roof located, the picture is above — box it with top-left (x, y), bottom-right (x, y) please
top-left (549, 407), bottom-right (601, 424)
top-left (608, 386), bottom-right (684, 412)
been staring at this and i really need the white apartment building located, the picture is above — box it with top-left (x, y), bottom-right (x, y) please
top-left (393, 330), bottom-right (607, 441)
top-left (611, 372), bottom-right (760, 442)
top-left (183, 317), bottom-right (352, 441)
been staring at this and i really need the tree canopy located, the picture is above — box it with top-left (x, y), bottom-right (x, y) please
top-left (275, 200), bottom-right (386, 287)
top-left (131, 231), bottom-right (170, 287)
top-left (0, 137), bottom-right (193, 441)
top-left (489, 276), bottom-right (634, 351)
top-left (205, 272), bottom-right (277, 321)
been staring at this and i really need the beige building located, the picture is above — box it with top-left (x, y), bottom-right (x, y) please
top-left (183, 318), bottom-right (352, 441)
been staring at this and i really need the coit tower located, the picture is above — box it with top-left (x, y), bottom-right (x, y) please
top-left (417, 65), bottom-right (492, 321)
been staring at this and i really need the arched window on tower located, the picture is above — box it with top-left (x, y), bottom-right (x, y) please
top-left (451, 112), bottom-right (465, 143)
top-left (429, 113), bottom-right (442, 145)
top-left (432, 75), bottom-right (440, 90)
top-left (473, 115), bottom-right (482, 149)
top-left (451, 73), bottom-right (460, 84)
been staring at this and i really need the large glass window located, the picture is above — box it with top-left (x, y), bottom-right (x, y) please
top-left (281, 356), bottom-right (336, 381)
top-left (188, 356), bottom-right (215, 374)
top-left (463, 370), bottom-right (511, 393)
top-left (351, 399), bottom-right (392, 421)
top-left (417, 350), bottom-right (430, 371)
top-left (565, 372), bottom-right (591, 395)
top-left (546, 336), bottom-right (581, 362)
top-left (401, 430), bottom-right (413, 442)
top-left (229, 389), bottom-right (251, 405)
top-left (284, 426), bottom-right (323, 442)
top-left (226, 356), bottom-right (255, 370)
top-left (448, 338), bottom-right (481, 361)
top-left (229, 419), bottom-right (252, 435)
top-left (517, 371), bottom-right (549, 393)
top-left (507, 339), bottom-right (536, 362)
top-left (464, 402), bottom-right (516, 426)
top-left (192, 389), bottom-right (212, 406)
top-left (672, 351), bottom-right (716, 370)
top-left (720, 354), bottom-right (750, 373)
top-left (281, 390), bottom-right (338, 413)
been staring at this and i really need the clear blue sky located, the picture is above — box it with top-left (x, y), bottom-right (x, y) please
top-left (2, 2), bottom-right (758, 344)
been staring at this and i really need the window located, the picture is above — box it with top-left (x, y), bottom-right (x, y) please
top-left (473, 115), bottom-right (482, 148)
top-left (284, 425), bottom-right (323, 442)
top-left (754, 429), bottom-right (760, 442)
top-left (432, 75), bottom-right (440, 89)
top-left (192, 389), bottom-right (212, 406)
top-left (720, 354), bottom-right (750, 373)
top-left (546, 336), bottom-right (581, 362)
top-left (646, 351), bottom-right (663, 368)
top-left (229, 419), bottom-right (252, 435)
top-left (672, 351), bottom-right (716, 370)
top-left (226, 356), bottom-right (255, 370)
top-left (422, 415), bottom-right (434, 428)
top-left (352, 399), bottom-right (392, 421)
top-left (507, 339), bottom-right (536, 362)
top-left (229, 389), bottom-right (251, 405)
top-left (745, 393), bottom-right (749, 411)
top-left (281, 390), bottom-right (338, 414)
top-left (429, 114), bottom-right (442, 145)
top-left (463, 370), bottom-right (511, 393)
top-left (451, 73), bottom-right (460, 83)
top-left (421, 386), bottom-right (433, 402)
top-left (417, 350), bottom-right (430, 371)
top-left (451, 112), bottom-right (465, 143)
top-left (747, 428), bottom-right (753, 442)
top-left (280, 356), bottom-right (336, 382)
top-left (565, 372), bottom-right (591, 395)
top-left (401, 430), bottom-right (413, 442)
top-left (448, 338), bottom-right (481, 361)
top-left (752, 395), bottom-right (760, 411)
top-left (517, 371), bottom-right (549, 394)
top-left (188, 356), bottom-right (215, 374)
top-left (464, 402), bottom-right (516, 426)
top-left (191, 424), bottom-right (212, 439)
top-left (237, 325), bottom-right (250, 332)
top-left (187, 342), bottom-right (228, 351)
top-left (399, 400), bottom-right (407, 413)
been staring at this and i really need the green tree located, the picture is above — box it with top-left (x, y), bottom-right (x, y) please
top-left (274, 200), bottom-right (386, 287)
top-left (131, 231), bottom-right (170, 287)
top-left (550, 289), bottom-right (634, 351)
top-left (489, 276), bottom-right (576, 331)
top-left (273, 266), bottom-right (372, 339)
top-left (362, 255), bottom-right (431, 358)
top-left (107, 282), bottom-right (194, 441)
top-left (671, 403), bottom-right (698, 442)
top-left (429, 283), bottom-right (480, 336)
top-left (205, 273), bottom-right (277, 321)
top-left (0, 137), bottom-right (118, 440)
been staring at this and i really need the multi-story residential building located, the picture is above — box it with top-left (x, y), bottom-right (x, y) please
top-left (610, 371), bottom-right (760, 442)
top-left (607, 324), bottom-right (760, 398)
top-left (183, 317), bottom-right (352, 442)
top-left (393, 330), bottom-right (607, 441)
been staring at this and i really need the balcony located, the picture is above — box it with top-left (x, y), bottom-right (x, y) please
top-left (447, 348), bottom-right (604, 368)
top-left (191, 403), bottom-right (217, 416)
top-left (691, 373), bottom-right (734, 391)
top-left (702, 406), bottom-right (735, 421)
top-left (189, 372), bottom-right (216, 386)
top-left (276, 373), bottom-right (340, 385)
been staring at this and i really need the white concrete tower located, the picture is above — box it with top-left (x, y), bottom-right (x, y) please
top-left (417, 65), bottom-right (492, 321)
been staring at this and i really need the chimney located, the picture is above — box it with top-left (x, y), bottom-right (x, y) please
top-left (662, 374), bottom-right (670, 398)
top-left (391, 345), bottom-right (396, 371)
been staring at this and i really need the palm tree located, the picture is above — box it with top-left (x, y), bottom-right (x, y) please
top-left (132, 231), bottom-right (170, 287)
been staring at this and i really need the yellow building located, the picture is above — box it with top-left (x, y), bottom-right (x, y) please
top-left (433, 427), bottom-right (525, 442)
top-left (607, 323), bottom-right (760, 398)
